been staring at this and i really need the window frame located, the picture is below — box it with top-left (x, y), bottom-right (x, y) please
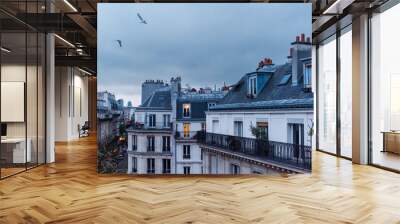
top-left (147, 158), bottom-right (155, 174)
top-left (183, 103), bottom-right (191, 118)
top-left (162, 159), bottom-right (171, 174)
top-left (183, 145), bottom-right (191, 159)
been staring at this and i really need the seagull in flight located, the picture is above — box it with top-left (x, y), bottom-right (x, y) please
top-left (137, 13), bottom-right (147, 24)
top-left (115, 40), bottom-right (122, 47)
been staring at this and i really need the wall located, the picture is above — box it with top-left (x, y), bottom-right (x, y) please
top-left (202, 151), bottom-right (279, 175)
top-left (127, 131), bottom-right (175, 174)
top-left (206, 110), bottom-right (314, 146)
top-left (54, 67), bottom-right (89, 141)
top-left (1, 64), bottom-right (45, 165)
top-left (135, 110), bottom-right (172, 126)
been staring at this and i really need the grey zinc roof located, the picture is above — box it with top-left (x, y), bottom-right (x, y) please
top-left (177, 92), bottom-right (225, 102)
top-left (210, 98), bottom-right (313, 110)
top-left (212, 63), bottom-right (313, 111)
top-left (139, 89), bottom-right (172, 109)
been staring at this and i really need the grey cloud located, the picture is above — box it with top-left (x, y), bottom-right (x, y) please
top-left (98, 3), bottom-right (311, 105)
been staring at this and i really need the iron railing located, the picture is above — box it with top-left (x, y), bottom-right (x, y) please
top-left (175, 131), bottom-right (203, 140)
top-left (197, 132), bottom-right (311, 171)
top-left (131, 122), bottom-right (173, 130)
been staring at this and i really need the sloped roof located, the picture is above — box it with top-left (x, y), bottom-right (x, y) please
top-left (211, 63), bottom-right (313, 111)
top-left (139, 89), bottom-right (171, 110)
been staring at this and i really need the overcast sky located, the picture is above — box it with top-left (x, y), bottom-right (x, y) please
top-left (98, 3), bottom-right (311, 106)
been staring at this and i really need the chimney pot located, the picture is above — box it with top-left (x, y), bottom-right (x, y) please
top-left (296, 36), bottom-right (300, 42)
top-left (306, 37), bottom-right (311, 43)
top-left (301, 33), bottom-right (305, 42)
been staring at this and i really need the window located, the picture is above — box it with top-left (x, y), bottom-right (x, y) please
top-left (132, 157), bottom-right (137, 173)
top-left (184, 166), bottom-right (191, 175)
top-left (234, 121), bottom-right (243, 137)
top-left (183, 123), bottom-right (190, 138)
top-left (231, 164), bottom-right (240, 175)
top-left (248, 76), bottom-right (257, 96)
top-left (162, 159), bottom-right (171, 174)
top-left (183, 145), bottom-right (191, 159)
top-left (163, 114), bottom-right (170, 127)
top-left (132, 135), bottom-right (137, 151)
top-left (340, 27), bottom-right (352, 158)
top-left (303, 64), bottom-right (312, 88)
top-left (147, 158), bottom-right (155, 174)
top-left (162, 136), bottom-right (170, 152)
top-left (208, 103), bottom-right (216, 109)
top-left (256, 122), bottom-right (269, 140)
top-left (148, 114), bottom-right (156, 127)
top-left (183, 103), bottom-right (191, 118)
top-left (289, 123), bottom-right (304, 145)
top-left (370, 5), bottom-right (400, 171)
top-left (278, 74), bottom-right (292, 86)
top-left (317, 35), bottom-right (337, 154)
top-left (147, 136), bottom-right (155, 152)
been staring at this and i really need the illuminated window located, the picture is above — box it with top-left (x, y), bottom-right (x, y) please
top-left (183, 123), bottom-right (190, 137)
top-left (183, 103), bottom-right (191, 117)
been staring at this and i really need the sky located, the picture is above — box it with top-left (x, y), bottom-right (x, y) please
top-left (98, 3), bottom-right (311, 106)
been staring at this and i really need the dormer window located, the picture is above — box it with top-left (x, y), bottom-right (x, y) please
top-left (208, 103), bottom-right (216, 109)
top-left (248, 76), bottom-right (257, 96)
top-left (183, 103), bottom-right (191, 118)
top-left (303, 63), bottom-right (312, 89)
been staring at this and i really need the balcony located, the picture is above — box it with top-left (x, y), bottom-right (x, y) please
top-left (198, 132), bottom-right (311, 172)
top-left (175, 131), bottom-right (204, 141)
top-left (128, 122), bottom-right (173, 133)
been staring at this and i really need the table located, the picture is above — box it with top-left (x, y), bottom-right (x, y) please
top-left (1, 138), bottom-right (31, 163)
top-left (382, 131), bottom-right (400, 154)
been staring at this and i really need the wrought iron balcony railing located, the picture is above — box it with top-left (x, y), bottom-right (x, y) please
top-left (175, 131), bottom-right (204, 140)
top-left (197, 132), bottom-right (311, 171)
top-left (131, 122), bottom-right (173, 130)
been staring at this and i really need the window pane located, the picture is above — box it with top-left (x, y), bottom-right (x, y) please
top-left (1, 31), bottom-right (27, 177)
top-left (371, 4), bottom-right (400, 171)
top-left (317, 35), bottom-right (337, 154)
top-left (340, 27), bottom-right (352, 158)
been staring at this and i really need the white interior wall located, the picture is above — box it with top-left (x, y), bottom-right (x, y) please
top-left (55, 67), bottom-right (89, 141)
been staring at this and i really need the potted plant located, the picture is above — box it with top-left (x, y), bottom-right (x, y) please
top-left (250, 125), bottom-right (268, 156)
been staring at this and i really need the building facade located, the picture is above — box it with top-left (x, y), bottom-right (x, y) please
top-left (127, 77), bottom-right (225, 174)
top-left (200, 34), bottom-right (313, 174)
top-left (175, 93), bottom-right (224, 174)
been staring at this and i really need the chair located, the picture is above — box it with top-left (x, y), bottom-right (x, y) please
top-left (79, 121), bottom-right (90, 138)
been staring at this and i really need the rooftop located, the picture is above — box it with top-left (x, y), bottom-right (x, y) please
top-left (211, 63), bottom-right (313, 111)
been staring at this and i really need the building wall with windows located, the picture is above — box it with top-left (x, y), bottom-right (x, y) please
top-left (206, 110), bottom-right (314, 146)
top-left (127, 131), bottom-right (174, 174)
top-left (134, 110), bottom-right (172, 128)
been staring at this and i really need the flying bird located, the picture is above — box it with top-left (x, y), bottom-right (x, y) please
top-left (137, 13), bottom-right (147, 24)
top-left (115, 40), bottom-right (122, 47)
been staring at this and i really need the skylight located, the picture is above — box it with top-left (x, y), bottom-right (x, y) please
top-left (278, 74), bottom-right (292, 86)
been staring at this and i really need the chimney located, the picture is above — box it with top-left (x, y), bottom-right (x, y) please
top-left (291, 34), bottom-right (311, 87)
top-left (170, 76), bottom-right (181, 128)
top-left (306, 37), bottom-right (311, 43)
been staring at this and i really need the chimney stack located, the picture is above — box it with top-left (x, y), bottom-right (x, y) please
top-left (291, 34), bottom-right (311, 87)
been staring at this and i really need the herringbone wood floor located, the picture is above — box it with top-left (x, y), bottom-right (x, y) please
top-left (1, 135), bottom-right (400, 224)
